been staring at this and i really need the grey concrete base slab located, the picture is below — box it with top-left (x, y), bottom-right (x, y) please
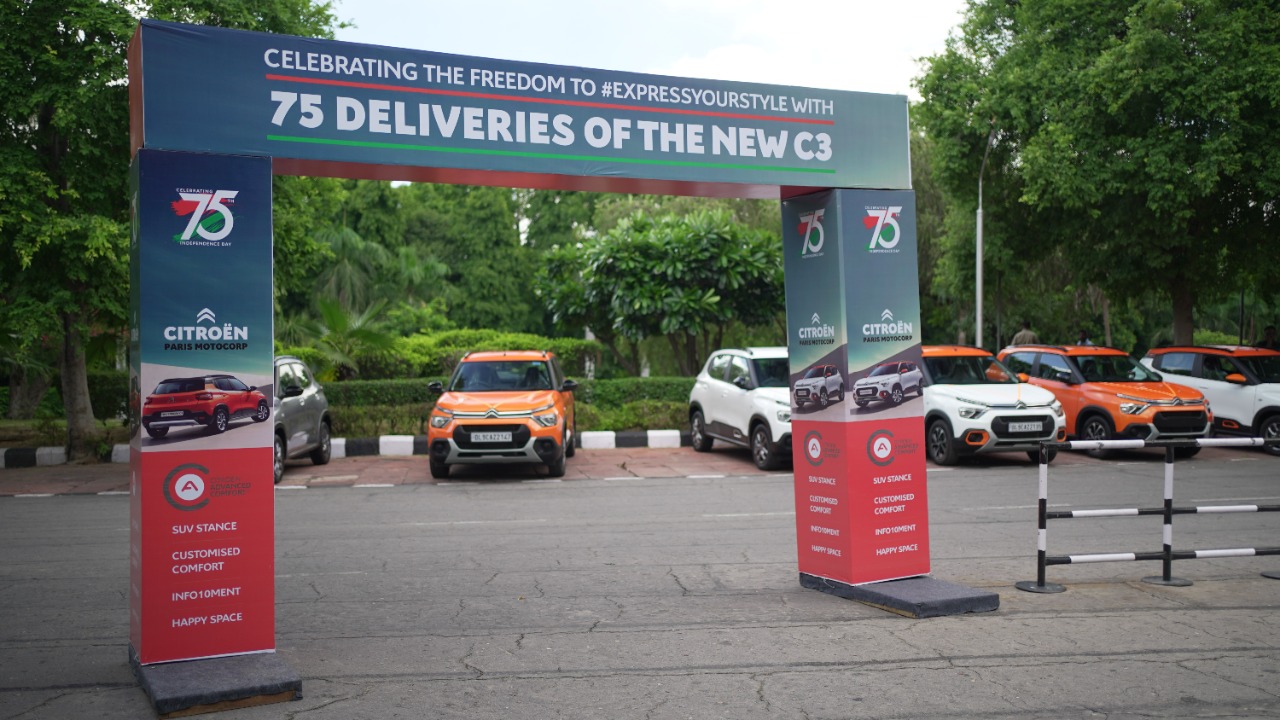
top-left (800, 573), bottom-right (1000, 618)
top-left (130, 647), bottom-right (301, 717)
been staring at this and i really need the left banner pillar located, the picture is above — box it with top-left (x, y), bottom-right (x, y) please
top-left (128, 149), bottom-right (277, 666)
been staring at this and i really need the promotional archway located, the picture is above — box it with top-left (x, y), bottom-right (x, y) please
top-left (127, 18), bottom-right (932, 677)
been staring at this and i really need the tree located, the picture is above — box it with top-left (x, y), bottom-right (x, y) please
top-left (538, 210), bottom-right (784, 376)
top-left (0, 0), bottom-right (135, 458)
top-left (301, 298), bottom-right (395, 381)
top-left (916, 0), bottom-right (1280, 345)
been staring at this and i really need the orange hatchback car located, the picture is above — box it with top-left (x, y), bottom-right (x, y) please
top-left (997, 344), bottom-right (1211, 456)
top-left (426, 351), bottom-right (577, 479)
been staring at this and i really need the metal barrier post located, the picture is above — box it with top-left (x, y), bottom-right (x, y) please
top-left (1143, 444), bottom-right (1192, 586)
top-left (1016, 443), bottom-right (1066, 593)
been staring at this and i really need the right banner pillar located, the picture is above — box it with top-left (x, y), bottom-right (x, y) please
top-left (782, 189), bottom-right (931, 586)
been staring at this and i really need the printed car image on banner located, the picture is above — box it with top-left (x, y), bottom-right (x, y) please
top-left (130, 149), bottom-right (275, 664)
top-left (781, 189), bottom-right (929, 586)
top-left (130, 20), bottom-right (911, 193)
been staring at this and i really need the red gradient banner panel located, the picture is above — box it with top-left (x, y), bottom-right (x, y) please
top-left (843, 417), bottom-right (930, 584)
top-left (791, 420), bottom-right (853, 582)
top-left (135, 448), bottom-right (275, 664)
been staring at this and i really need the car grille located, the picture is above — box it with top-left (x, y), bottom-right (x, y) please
top-left (856, 387), bottom-right (877, 397)
top-left (1153, 411), bottom-right (1208, 434)
top-left (795, 388), bottom-right (811, 399)
top-left (453, 424), bottom-right (530, 450)
top-left (990, 415), bottom-right (1054, 439)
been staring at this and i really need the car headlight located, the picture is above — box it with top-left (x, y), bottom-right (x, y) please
top-left (958, 406), bottom-right (986, 419)
top-left (533, 411), bottom-right (559, 427)
top-left (777, 403), bottom-right (791, 423)
top-left (1116, 394), bottom-right (1150, 415)
top-left (1050, 400), bottom-right (1065, 417)
top-left (430, 413), bottom-right (452, 428)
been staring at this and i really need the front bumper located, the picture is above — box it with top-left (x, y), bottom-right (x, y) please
top-left (953, 413), bottom-right (1065, 454)
top-left (143, 410), bottom-right (211, 428)
top-left (1119, 410), bottom-right (1211, 441)
top-left (429, 423), bottom-right (563, 466)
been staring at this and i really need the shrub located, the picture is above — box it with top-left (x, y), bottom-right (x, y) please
top-left (87, 370), bottom-right (129, 420)
top-left (575, 377), bottom-right (694, 407)
top-left (328, 404), bottom-right (429, 438)
top-left (323, 378), bottom-right (444, 407)
top-left (574, 400), bottom-right (687, 432)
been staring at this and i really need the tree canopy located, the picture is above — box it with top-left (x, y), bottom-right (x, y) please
top-left (915, 0), bottom-right (1280, 344)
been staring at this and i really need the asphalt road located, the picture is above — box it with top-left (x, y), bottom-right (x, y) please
top-left (1, 448), bottom-right (1278, 719)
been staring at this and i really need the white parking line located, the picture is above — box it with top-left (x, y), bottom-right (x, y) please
top-left (354, 483), bottom-right (395, 488)
top-left (276, 571), bottom-right (366, 578)
top-left (275, 485), bottom-right (307, 490)
top-left (688, 474), bottom-right (725, 479)
top-left (524, 478), bottom-right (562, 483)
top-left (603, 476), bottom-right (638, 481)
top-left (1189, 496), bottom-right (1280, 503)
top-left (98, 491), bottom-right (130, 496)
top-left (436, 482), bottom-right (479, 486)
top-left (406, 519), bottom-right (549, 526)
top-left (14, 493), bottom-right (53, 498)
top-left (927, 467), bottom-right (954, 472)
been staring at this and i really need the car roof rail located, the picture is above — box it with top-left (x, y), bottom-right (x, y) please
top-left (1004, 343), bottom-right (1067, 352)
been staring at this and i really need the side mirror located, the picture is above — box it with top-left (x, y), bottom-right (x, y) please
top-left (732, 376), bottom-right (750, 389)
top-left (427, 380), bottom-right (444, 394)
top-left (248, 386), bottom-right (258, 392)
top-left (1224, 372), bottom-right (1248, 385)
top-left (284, 385), bottom-right (304, 398)
top-left (561, 379), bottom-right (579, 393)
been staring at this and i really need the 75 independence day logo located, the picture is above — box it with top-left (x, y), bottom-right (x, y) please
top-left (171, 189), bottom-right (238, 245)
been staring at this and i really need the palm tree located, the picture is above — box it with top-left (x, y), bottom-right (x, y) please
top-left (303, 298), bottom-right (395, 381)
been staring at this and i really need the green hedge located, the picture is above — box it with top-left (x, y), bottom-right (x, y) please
top-left (574, 377), bottom-right (694, 407)
top-left (0, 370), bottom-right (127, 420)
top-left (322, 378), bottom-right (445, 407)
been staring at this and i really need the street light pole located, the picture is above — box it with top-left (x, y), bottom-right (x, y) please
top-left (976, 125), bottom-right (996, 349)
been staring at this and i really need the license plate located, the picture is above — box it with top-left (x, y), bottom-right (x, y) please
top-left (161, 411), bottom-right (184, 417)
top-left (857, 388), bottom-right (875, 396)
top-left (1008, 421), bottom-right (1040, 433)
top-left (471, 431), bottom-right (512, 443)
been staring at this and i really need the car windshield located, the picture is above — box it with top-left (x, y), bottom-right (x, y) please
top-left (1239, 355), bottom-right (1280, 383)
top-left (154, 379), bottom-right (203, 394)
top-left (752, 358), bottom-right (790, 388)
top-left (925, 355), bottom-right (1017, 385)
top-left (449, 361), bottom-right (551, 392)
top-left (1074, 354), bottom-right (1158, 382)
top-left (868, 364), bottom-right (897, 377)
top-left (802, 365), bottom-right (828, 379)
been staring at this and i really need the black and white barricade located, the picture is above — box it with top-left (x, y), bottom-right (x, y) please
top-left (1016, 437), bottom-right (1280, 594)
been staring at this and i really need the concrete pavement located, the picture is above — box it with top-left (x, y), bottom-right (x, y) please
top-left (2, 446), bottom-right (1278, 718)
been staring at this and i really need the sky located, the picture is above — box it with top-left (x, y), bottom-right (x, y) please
top-left (331, 0), bottom-right (968, 100)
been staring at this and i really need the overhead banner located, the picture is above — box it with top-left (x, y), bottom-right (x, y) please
top-left (129, 149), bottom-right (276, 665)
top-left (782, 189), bottom-right (930, 586)
top-left (130, 20), bottom-right (910, 193)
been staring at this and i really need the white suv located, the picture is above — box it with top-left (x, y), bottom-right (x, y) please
top-left (853, 360), bottom-right (924, 407)
top-left (689, 347), bottom-right (793, 470)
top-left (793, 364), bottom-right (844, 407)
top-left (1141, 345), bottom-right (1280, 455)
top-left (922, 346), bottom-right (1066, 465)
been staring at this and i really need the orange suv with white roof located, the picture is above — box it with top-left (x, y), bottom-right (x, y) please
top-left (426, 350), bottom-right (577, 478)
top-left (997, 344), bottom-right (1211, 457)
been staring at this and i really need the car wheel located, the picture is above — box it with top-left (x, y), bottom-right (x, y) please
top-left (1079, 415), bottom-right (1115, 458)
top-left (1174, 446), bottom-right (1201, 459)
top-left (837, 384), bottom-right (845, 401)
top-left (565, 418), bottom-right (576, 458)
top-left (855, 399), bottom-right (869, 408)
top-left (690, 410), bottom-right (713, 452)
top-left (145, 425), bottom-right (168, 439)
top-left (927, 419), bottom-right (958, 465)
top-left (1026, 447), bottom-right (1058, 464)
top-left (253, 401), bottom-right (269, 422)
top-left (890, 385), bottom-right (904, 404)
top-left (310, 421), bottom-right (331, 465)
top-left (209, 407), bottom-right (229, 434)
top-left (546, 436), bottom-right (567, 478)
top-left (751, 423), bottom-right (782, 471)
top-left (819, 388), bottom-right (829, 407)
top-left (1260, 414), bottom-right (1280, 456)
top-left (273, 433), bottom-right (285, 484)
top-left (429, 459), bottom-right (450, 479)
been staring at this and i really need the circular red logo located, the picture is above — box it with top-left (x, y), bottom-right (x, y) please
top-left (163, 463), bottom-right (211, 511)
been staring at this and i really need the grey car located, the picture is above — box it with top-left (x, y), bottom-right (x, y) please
top-left (273, 355), bottom-right (332, 483)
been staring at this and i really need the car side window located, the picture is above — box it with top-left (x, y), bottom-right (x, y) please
top-left (1158, 352), bottom-right (1196, 376)
top-left (292, 363), bottom-right (312, 388)
top-left (1200, 354), bottom-right (1242, 381)
top-left (549, 358), bottom-right (565, 388)
top-left (1038, 354), bottom-right (1073, 383)
top-left (727, 356), bottom-right (751, 386)
top-left (708, 354), bottom-right (731, 381)
top-left (1003, 353), bottom-right (1035, 375)
top-left (276, 364), bottom-right (296, 396)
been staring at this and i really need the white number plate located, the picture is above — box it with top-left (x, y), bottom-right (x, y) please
top-left (1008, 421), bottom-right (1040, 433)
top-left (471, 431), bottom-right (512, 443)
top-left (161, 411), bottom-right (184, 417)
